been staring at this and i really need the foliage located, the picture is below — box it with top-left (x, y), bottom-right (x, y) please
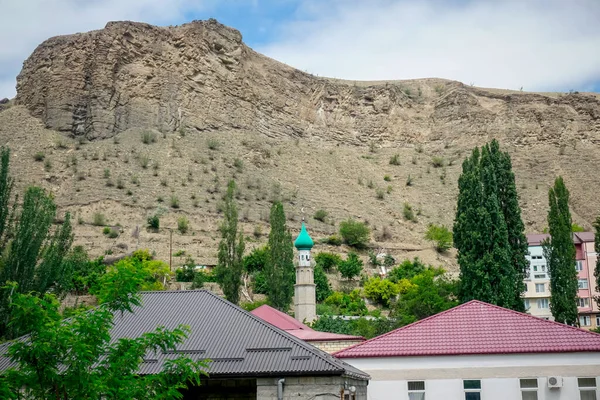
top-left (453, 140), bottom-right (527, 311)
top-left (0, 284), bottom-right (208, 399)
top-left (425, 223), bottom-right (453, 252)
top-left (322, 235), bottom-right (342, 246)
top-left (243, 246), bottom-right (268, 273)
top-left (389, 154), bottom-right (401, 165)
top-left (240, 299), bottom-right (269, 312)
top-left (403, 202), bottom-right (416, 222)
top-left (314, 209), bottom-right (328, 222)
top-left (170, 195), bottom-right (180, 209)
top-left (388, 258), bottom-right (430, 282)
top-left (215, 180), bottom-right (245, 304)
top-left (251, 271), bottom-right (268, 294)
top-left (572, 223), bottom-right (585, 232)
top-left (67, 246), bottom-right (106, 294)
top-left (431, 156), bottom-right (445, 168)
top-left (141, 130), bottom-right (157, 144)
top-left (392, 269), bottom-right (460, 325)
top-left (339, 219), bottom-right (370, 249)
top-left (175, 257), bottom-right (196, 282)
top-left (93, 212), bottom-right (106, 226)
top-left (383, 254), bottom-right (396, 268)
top-left (177, 216), bottom-right (189, 234)
top-left (594, 216), bottom-right (600, 310)
top-left (315, 252), bottom-right (342, 272)
top-left (323, 290), bottom-right (368, 316)
top-left (147, 214), bottom-right (160, 230)
top-left (338, 252), bottom-right (363, 280)
top-left (363, 277), bottom-right (399, 307)
top-left (311, 315), bottom-right (400, 340)
top-left (264, 202), bottom-right (295, 311)
top-left (543, 177), bottom-right (578, 325)
top-left (314, 265), bottom-right (332, 302)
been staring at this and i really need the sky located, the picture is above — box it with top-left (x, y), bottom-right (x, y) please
top-left (1, 0), bottom-right (599, 99)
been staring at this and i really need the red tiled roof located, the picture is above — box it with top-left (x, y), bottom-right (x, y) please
top-left (334, 300), bottom-right (600, 358)
top-left (251, 305), bottom-right (364, 342)
top-left (526, 232), bottom-right (595, 246)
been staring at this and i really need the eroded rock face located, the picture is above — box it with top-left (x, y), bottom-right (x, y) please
top-left (15, 19), bottom-right (600, 145)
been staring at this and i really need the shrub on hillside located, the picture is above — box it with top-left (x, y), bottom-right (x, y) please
top-left (339, 219), bottom-right (370, 248)
top-left (147, 214), bottom-right (160, 231)
top-left (425, 223), bottom-right (453, 252)
top-left (338, 252), bottom-right (363, 280)
top-left (315, 252), bottom-right (342, 272)
top-left (314, 209), bottom-right (328, 222)
top-left (92, 213), bottom-right (106, 226)
top-left (177, 216), bottom-right (189, 234)
top-left (363, 277), bottom-right (400, 307)
top-left (323, 290), bottom-right (368, 316)
top-left (243, 246), bottom-right (268, 273)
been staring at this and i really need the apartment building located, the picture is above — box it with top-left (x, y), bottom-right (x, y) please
top-left (525, 232), bottom-right (599, 329)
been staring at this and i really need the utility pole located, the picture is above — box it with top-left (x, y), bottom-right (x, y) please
top-left (169, 228), bottom-right (173, 272)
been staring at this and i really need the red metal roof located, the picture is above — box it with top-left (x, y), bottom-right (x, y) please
top-left (251, 305), bottom-right (364, 342)
top-left (526, 232), bottom-right (595, 246)
top-left (334, 300), bottom-right (600, 358)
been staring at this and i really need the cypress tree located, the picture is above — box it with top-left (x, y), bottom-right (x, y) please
top-left (264, 202), bottom-right (295, 311)
top-left (594, 216), bottom-right (600, 309)
top-left (215, 180), bottom-right (245, 305)
top-left (543, 177), bottom-right (578, 325)
top-left (454, 142), bottom-right (527, 310)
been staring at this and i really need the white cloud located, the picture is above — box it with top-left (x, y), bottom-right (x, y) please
top-left (258, 0), bottom-right (600, 92)
top-left (0, 0), bottom-right (211, 98)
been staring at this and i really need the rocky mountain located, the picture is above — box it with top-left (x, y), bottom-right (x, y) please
top-left (1, 19), bottom-right (600, 272)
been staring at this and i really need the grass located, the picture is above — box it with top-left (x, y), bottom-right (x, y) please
top-left (92, 212), bottom-right (106, 226)
top-left (234, 158), bottom-right (244, 173)
top-left (403, 202), bottom-right (417, 222)
top-left (314, 209), bottom-right (328, 222)
top-left (406, 175), bottom-right (413, 186)
top-left (139, 154), bottom-right (150, 169)
top-left (33, 152), bottom-right (45, 162)
top-left (431, 156), bottom-right (445, 168)
top-left (207, 138), bottom-right (220, 150)
top-left (383, 175), bottom-right (391, 182)
top-left (141, 131), bottom-right (157, 144)
top-left (170, 195), bottom-right (180, 209)
top-left (44, 159), bottom-right (52, 171)
top-left (103, 169), bottom-right (111, 179)
top-left (389, 154), bottom-right (401, 165)
top-left (376, 188), bottom-right (385, 200)
top-left (177, 216), bottom-right (189, 234)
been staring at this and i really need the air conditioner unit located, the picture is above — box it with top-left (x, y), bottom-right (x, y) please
top-left (548, 376), bottom-right (563, 388)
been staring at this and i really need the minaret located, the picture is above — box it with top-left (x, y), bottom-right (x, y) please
top-left (294, 222), bottom-right (316, 323)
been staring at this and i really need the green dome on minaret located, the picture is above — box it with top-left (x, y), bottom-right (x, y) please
top-left (294, 222), bottom-right (314, 250)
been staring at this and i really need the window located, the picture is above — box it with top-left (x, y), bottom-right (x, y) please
top-left (580, 316), bottom-right (591, 327)
top-left (463, 380), bottom-right (481, 400)
top-left (578, 377), bottom-right (597, 400)
top-left (520, 378), bottom-right (538, 400)
top-left (524, 299), bottom-right (530, 311)
top-left (534, 274), bottom-right (546, 279)
top-left (535, 283), bottom-right (545, 293)
top-left (537, 298), bottom-right (549, 309)
top-left (408, 381), bottom-right (425, 400)
top-left (596, 315), bottom-right (600, 327)
top-left (533, 265), bottom-right (538, 272)
top-left (578, 298), bottom-right (589, 308)
top-left (541, 265), bottom-right (547, 272)
top-left (576, 260), bottom-right (584, 271)
top-left (579, 279), bottom-right (589, 289)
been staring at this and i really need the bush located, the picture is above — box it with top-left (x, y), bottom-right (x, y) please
top-left (572, 223), bottom-right (585, 232)
top-left (175, 257), bottom-right (196, 282)
top-left (33, 152), bottom-right (45, 161)
top-left (103, 169), bottom-right (111, 179)
top-left (177, 216), bottom-right (189, 234)
top-left (387, 258), bottom-right (426, 282)
top-left (315, 252), bottom-right (342, 272)
top-left (92, 213), bottom-right (106, 226)
top-left (403, 202), bottom-right (417, 222)
top-left (338, 252), bottom-right (363, 280)
top-left (323, 290), bottom-right (368, 316)
top-left (207, 138), bottom-right (220, 150)
top-left (383, 175), bottom-right (391, 182)
top-left (314, 209), bottom-right (328, 222)
top-left (141, 131), bottom-right (157, 144)
top-left (364, 277), bottom-right (400, 307)
top-left (243, 246), bottom-right (268, 273)
top-left (139, 154), bottom-right (150, 169)
top-left (339, 219), bottom-right (370, 248)
top-left (375, 188), bottom-right (385, 200)
top-left (425, 223), bottom-right (453, 252)
top-left (240, 299), bottom-right (269, 312)
top-left (107, 228), bottom-right (119, 238)
top-left (389, 154), bottom-right (401, 165)
top-left (322, 235), bottom-right (342, 246)
top-left (170, 195), bottom-right (180, 209)
top-left (147, 214), bottom-right (160, 231)
top-left (102, 227), bottom-right (111, 235)
top-left (431, 156), bottom-right (445, 168)
top-left (314, 265), bottom-right (332, 302)
top-left (233, 158), bottom-right (244, 172)
top-left (252, 270), bottom-right (268, 294)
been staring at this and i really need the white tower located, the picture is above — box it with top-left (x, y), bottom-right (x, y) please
top-left (294, 222), bottom-right (316, 323)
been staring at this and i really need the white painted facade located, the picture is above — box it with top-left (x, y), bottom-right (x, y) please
top-left (524, 245), bottom-right (553, 320)
top-left (343, 352), bottom-right (600, 400)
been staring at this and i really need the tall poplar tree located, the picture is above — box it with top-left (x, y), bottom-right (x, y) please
top-left (592, 216), bottom-right (600, 308)
top-left (264, 202), bottom-right (295, 311)
top-left (454, 141), bottom-right (528, 310)
top-left (543, 177), bottom-right (578, 325)
top-left (215, 180), bottom-right (245, 305)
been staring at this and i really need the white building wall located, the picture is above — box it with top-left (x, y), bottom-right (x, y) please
top-left (343, 353), bottom-right (600, 400)
top-left (524, 245), bottom-right (553, 320)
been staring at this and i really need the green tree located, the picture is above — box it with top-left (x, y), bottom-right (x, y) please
top-left (363, 277), bottom-right (399, 307)
top-left (264, 202), bottom-right (295, 311)
top-left (323, 290), bottom-right (368, 316)
top-left (453, 142), bottom-right (525, 310)
top-left (338, 252), bottom-right (363, 280)
top-left (388, 258), bottom-right (428, 282)
top-left (214, 180), bottom-right (245, 304)
top-left (543, 177), bottom-right (578, 325)
top-left (315, 252), bottom-right (342, 272)
top-left (243, 246), bottom-right (269, 273)
top-left (339, 219), bottom-right (370, 248)
top-left (314, 265), bottom-right (332, 302)
top-left (594, 216), bottom-right (600, 309)
top-left (0, 284), bottom-right (208, 399)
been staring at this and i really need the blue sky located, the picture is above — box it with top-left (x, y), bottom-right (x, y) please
top-left (1, 0), bottom-right (599, 98)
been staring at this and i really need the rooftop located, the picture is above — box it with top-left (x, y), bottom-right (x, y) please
top-left (526, 232), bottom-right (595, 246)
top-left (251, 304), bottom-right (364, 342)
top-left (334, 300), bottom-right (600, 359)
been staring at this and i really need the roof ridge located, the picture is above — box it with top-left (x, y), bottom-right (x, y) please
top-left (333, 300), bottom-right (475, 356)
top-left (194, 290), bottom-right (364, 377)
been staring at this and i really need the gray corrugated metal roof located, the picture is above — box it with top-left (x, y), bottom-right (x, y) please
top-left (0, 290), bottom-right (368, 380)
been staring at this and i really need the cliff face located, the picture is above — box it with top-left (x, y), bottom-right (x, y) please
top-left (16, 20), bottom-right (600, 145)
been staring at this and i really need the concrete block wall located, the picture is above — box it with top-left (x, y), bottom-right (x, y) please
top-left (311, 340), bottom-right (364, 354)
top-left (257, 376), bottom-right (368, 400)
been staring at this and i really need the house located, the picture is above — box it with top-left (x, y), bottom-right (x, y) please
top-left (334, 300), bottom-right (600, 400)
top-left (1, 290), bottom-right (369, 399)
top-left (525, 232), bottom-right (600, 328)
top-left (251, 304), bottom-right (365, 353)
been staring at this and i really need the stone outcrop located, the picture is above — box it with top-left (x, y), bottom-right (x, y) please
top-left (15, 19), bottom-right (600, 145)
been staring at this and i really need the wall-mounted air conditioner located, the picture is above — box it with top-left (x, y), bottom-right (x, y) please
top-left (547, 376), bottom-right (563, 388)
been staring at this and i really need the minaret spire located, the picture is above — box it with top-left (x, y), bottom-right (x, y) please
top-left (294, 222), bottom-right (316, 323)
